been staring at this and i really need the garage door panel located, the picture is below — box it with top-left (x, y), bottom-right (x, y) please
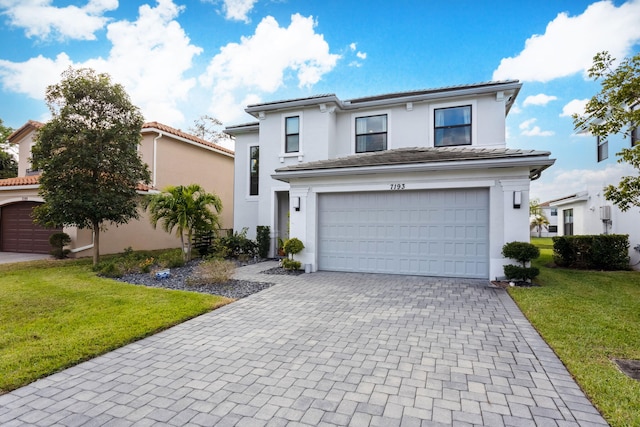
top-left (1, 202), bottom-right (62, 253)
top-left (318, 189), bottom-right (489, 278)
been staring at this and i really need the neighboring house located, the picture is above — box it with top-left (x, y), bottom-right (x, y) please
top-left (530, 199), bottom-right (560, 238)
top-left (551, 187), bottom-right (640, 267)
top-left (226, 81), bottom-right (555, 280)
top-left (0, 120), bottom-right (234, 256)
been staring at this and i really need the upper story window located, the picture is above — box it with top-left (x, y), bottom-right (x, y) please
top-left (434, 105), bottom-right (471, 147)
top-left (285, 116), bottom-right (300, 153)
top-left (356, 114), bottom-right (387, 153)
top-left (550, 208), bottom-right (558, 216)
top-left (249, 146), bottom-right (259, 196)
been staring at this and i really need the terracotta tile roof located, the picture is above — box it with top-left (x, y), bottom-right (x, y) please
top-left (142, 121), bottom-right (234, 156)
top-left (0, 173), bottom-right (154, 192)
top-left (0, 175), bottom-right (40, 187)
top-left (275, 147), bottom-right (552, 172)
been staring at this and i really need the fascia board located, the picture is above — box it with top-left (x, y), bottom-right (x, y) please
top-left (0, 185), bottom-right (40, 191)
top-left (271, 156), bottom-right (555, 182)
top-left (342, 82), bottom-right (522, 111)
top-left (245, 95), bottom-right (342, 116)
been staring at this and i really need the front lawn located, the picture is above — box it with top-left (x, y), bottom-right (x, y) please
top-left (509, 238), bottom-right (640, 427)
top-left (0, 258), bottom-right (231, 393)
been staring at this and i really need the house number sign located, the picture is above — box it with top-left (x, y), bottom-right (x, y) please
top-left (389, 183), bottom-right (406, 190)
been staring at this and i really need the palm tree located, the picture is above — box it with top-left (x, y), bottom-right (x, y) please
top-left (530, 215), bottom-right (550, 238)
top-left (144, 184), bottom-right (222, 261)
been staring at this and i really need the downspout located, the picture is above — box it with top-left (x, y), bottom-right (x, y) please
top-left (70, 231), bottom-right (94, 253)
top-left (153, 132), bottom-right (163, 187)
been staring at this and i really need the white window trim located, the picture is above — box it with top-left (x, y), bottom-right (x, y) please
top-left (280, 111), bottom-right (304, 162)
top-left (247, 145), bottom-right (259, 199)
top-left (350, 109), bottom-right (392, 154)
top-left (429, 100), bottom-right (477, 148)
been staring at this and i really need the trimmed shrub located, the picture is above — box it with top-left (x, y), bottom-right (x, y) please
top-left (256, 225), bottom-right (270, 258)
top-left (502, 241), bottom-right (540, 282)
top-left (283, 238), bottom-right (304, 257)
top-left (504, 265), bottom-right (540, 282)
top-left (281, 258), bottom-right (302, 270)
top-left (553, 234), bottom-right (629, 270)
top-left (49, 232), bottom-right (71, 259)
top-left (501, 241), bottom-right (540, 266)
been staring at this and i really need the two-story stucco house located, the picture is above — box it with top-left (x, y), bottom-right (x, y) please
top-left (0, 120), bottom-right (234, 257)
top-left (225, 81), bottom-right (555, 280)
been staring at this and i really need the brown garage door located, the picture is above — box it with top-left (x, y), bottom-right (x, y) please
top-left (1, 202), bottom-right (62, 253)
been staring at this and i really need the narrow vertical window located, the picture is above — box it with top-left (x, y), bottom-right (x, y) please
top-left (434, 106), bottom-right (471, 147)
top-left (249, 146), bottom-right (259, 196)
top-left (285, 116), bottom-right (299, 153)
top-left (355, 114), bottom-right (387, 153)
top-left (563, 209), bottom-right (574, 236)
top-left (597, 136), bottom-right (608, 162)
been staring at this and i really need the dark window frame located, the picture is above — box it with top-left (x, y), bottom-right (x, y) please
top-left (355, 114), bottom-right (387, 153)
top-left (249, 146), bottom-right (259, 196)
top-left (597, 135), bottom-right (608, 162)
top-left (563, 208), bottom-right (574, 236)
top-left (548, 225), bottom-right (558, 233)
top-left (434, 105), bottom-right (472, 147)
top-left (285, 115), bottom-right (300, 153)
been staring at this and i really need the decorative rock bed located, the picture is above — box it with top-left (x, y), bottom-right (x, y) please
top-left (116, 259), bottom-right (279, 299)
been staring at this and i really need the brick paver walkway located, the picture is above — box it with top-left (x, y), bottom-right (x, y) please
top-left (0, 262), bottom-right (609, 426)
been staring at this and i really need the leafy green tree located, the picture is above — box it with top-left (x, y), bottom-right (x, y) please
top-left (32, 68), bottom-right (150, 266)
top-left (0, 119), bottom-right (17, 179)
top-left (144, 184), bottom-right (222, 261)
top-left (573, 51), bottom-right (640, 211)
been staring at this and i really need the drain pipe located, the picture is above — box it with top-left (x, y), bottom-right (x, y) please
top-left (152, 132), bottom-right (163, 187)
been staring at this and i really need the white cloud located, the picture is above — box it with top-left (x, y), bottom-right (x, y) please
top-left (356, 51), bottom-right (367, 60)
top-left (0, 0), bottom-right (117, 41)
top-left (0, 53), bottom-right (73, 99)
top-left (531, 162), bottom-right (636, 201)
top-left (0, 0), bottom-right (203, 125)
top-left (349, 42), bottom-right (357, 51)
top-left (220, 0), bottom-right (257, 22)
top-left (561, 98), bottom-right (589, 117)
top-left (199, 14), bottom-right (340, 122)
top-left (493, 0), bottom-right (640, 82)
top-left (523, 93), bottom-right (557, 107)
top-left (519, 118), bottom-right (555, 136)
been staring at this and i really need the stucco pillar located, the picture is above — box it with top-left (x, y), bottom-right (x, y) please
top-left (288, 186), bottom-right (314, 271)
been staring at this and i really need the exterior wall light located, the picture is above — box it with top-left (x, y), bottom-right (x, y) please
top-left (293, 196), bottom-right (301, 211)
top-left (513, 191), bottom-right (522, 209)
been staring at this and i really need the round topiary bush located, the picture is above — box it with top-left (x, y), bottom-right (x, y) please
top-left (283, 238), bottom-right (304, 257)
top-left (502, 241), bottom-right (540, 282)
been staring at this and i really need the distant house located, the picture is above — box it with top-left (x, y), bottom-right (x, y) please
top-left (530, 198), bottom-right (564, 238)
top-left (226, 81), bottom-right (555, 280)
top-left (0, 121), bottom-right (234, 256)
top-left (550, 186), bottom-right (640, 267)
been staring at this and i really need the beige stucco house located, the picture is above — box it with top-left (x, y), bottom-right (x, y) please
top-left (0, 120), bottom-right (234, 257)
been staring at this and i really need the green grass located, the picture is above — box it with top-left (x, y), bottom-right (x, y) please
top-left (0, 258), bottom-right (232, 393)
top-left (510, 238), bottom-right (640, 427)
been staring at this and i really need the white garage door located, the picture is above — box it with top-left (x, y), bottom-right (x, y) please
top-left (318, 188), bottom-right (489, 278)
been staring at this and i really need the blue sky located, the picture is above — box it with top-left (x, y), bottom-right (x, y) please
top-left (1, 0), bottom-right (639, 202)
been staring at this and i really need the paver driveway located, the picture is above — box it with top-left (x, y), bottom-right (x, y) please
top-left (0, 262), bottom-right (608, 426)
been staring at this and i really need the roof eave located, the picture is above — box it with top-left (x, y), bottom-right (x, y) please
top-left (272, 156), bottom-right (555, 182)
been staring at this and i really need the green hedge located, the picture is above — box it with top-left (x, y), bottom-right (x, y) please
top-left (552, 234), bottom-right (630, 270)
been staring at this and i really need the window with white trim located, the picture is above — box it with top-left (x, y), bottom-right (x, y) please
top-left (434, 105), bottom-right (471, 147)
top-left (355, 114), bottom-right (387, 153)
top-left (249, 146), bottom-right (259, 196)
top-left (285, 116), bottom-right (299, 153)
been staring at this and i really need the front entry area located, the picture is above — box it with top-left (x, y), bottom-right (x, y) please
top-left (0, 202), bottom-right (61, 253)
top-left (317, 188), bottom-right (489, 278)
